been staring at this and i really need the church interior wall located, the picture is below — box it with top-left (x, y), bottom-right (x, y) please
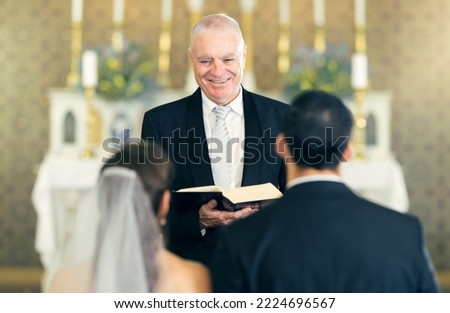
top-left (0, 0), bottom-right (448, 290)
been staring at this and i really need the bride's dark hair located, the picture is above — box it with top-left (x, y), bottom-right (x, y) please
top-left (101, 140), bottom-right (174, 213)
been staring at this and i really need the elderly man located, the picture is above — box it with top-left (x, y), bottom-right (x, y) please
top-left (141, 14), bottom-right (288, 266)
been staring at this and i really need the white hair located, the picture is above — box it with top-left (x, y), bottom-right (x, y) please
top-left (188, 13), bottom-right (245, 51)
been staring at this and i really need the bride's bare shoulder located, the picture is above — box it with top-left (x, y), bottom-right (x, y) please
top-left (163, 250), bottom-right (211, 292)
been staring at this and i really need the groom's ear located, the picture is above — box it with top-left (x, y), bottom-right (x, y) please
top-left (342, 142), bottom-right (354, 162)
top-left (157, 190), bottom-right (171, 224)
top-left (276, 133), bottom-right (293, 161)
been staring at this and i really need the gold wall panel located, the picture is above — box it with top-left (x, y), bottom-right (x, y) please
top-left (0, 0), bottom-right (448, 274)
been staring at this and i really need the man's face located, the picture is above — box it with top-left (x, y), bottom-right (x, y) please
top-left (188, 28), bottom-right (246, 106)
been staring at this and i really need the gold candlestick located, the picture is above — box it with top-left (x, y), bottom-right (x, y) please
top-left (314, 25), bottom-right (326, 54)
top-left (66, 22), bottom-right (82, 87)
top-left (355, 25), bottom-right (367, 53)
top-left (158, 20), bottom-right (172, 87)
top-left (190, 10), bottom-right (202, 34)
top-left (81, 87), bottom-right (102, 158)
top-left (241, 11), bottom-right (254, 73)
top-left (278, 23), bottom-right (290, 75)
top-left (185, 9), bottom-right (202, 90)
top-left (353, 89), bottom-right (367, 160)
top-left (111, 24), bottom-right (125, 53)
top-left (353, 24), bottom-right (367, 160)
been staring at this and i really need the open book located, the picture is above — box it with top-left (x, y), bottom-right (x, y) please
top-left (171, 183), bottom-right (283, 212)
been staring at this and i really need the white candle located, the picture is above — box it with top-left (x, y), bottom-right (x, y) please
top-left (71, 0), bottom-right (83, 23)
top-left (82, 50), bottom-right (98, 87)
top-left (186, 0), bottom-right (204, 12)
top-left (314, 0), bottom-right (325, 26)
top-left (113, 0), bottom-right (125, 24)
top-left (355, 0), bottom-right (366, 26)
top-left (161, 0), bottom-right (173, 22)
top-left (351, 52), bottom-right (368, 89)
top-left (278, 0), bottom-right (289, 24)
top-left (240, 0), bottom-right (257, 13)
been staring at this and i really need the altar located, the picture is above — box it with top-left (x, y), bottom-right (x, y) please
top-left (32, 155), bottom-right (103, 291)
top-left (341, 160), bottom-right (408, 213)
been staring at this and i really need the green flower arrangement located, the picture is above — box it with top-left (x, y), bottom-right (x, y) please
top-left (96, 43), bottom-right (158, 100)
top-left (283, 44), bottom-right (352, 100)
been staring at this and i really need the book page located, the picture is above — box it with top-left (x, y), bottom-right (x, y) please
top-left (176, 185), bottom-right (224, 193)
top-left (223, 183), bottom-right (282, 204)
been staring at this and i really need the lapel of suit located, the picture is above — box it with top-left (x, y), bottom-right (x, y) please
top-left (241, 88), bottom-right (263, 186)
top-left (185, 88), bottom-right (215, 187)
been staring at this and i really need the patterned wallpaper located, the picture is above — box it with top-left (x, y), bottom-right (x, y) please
top-left (0, 0), bottom-right (448, 271)
top-left (368, 0), bottom-right (450, 270)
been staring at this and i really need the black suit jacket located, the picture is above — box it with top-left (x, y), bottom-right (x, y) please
top-left (212, 181), bottom-right (440, 292)
top-left (141, 87), bottom-right (289, 266)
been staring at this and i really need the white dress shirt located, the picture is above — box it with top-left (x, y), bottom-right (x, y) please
top-left (286, 174), bottom-right (343, 190)
top-left (202, 89), bottom-right (245, 190)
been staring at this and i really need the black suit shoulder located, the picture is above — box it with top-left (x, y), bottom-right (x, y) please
top-left (242, 90), bottom-right (289, 142)
top-left (141, 93), bottom-right (197, 141)
top-left (217, 182), bottom-right (424, 267)
top-left (212, 182), bottom-right (439, 292)
top-left (245, 90), bottom-right (288, 106)
top-left (147, 94), bottom-right (192, 115)
top-left (143, 95), bottom-right (190, 123)
top-left (244, 90), bottom-right (289, 115)
top-left (324, 184), bottom-right (422, 229)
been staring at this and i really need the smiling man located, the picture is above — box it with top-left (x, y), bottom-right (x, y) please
top-left (141, 14), bottom-right (289, 267)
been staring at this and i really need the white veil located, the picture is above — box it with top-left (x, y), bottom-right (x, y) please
top-left (55, 166), bottom-right (161, 292)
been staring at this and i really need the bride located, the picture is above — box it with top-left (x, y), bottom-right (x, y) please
top-left (48, 142), bottom-right (210, 292)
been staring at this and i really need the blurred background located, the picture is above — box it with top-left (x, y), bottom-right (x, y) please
top-left (0, 0), bottom-right (449, 292)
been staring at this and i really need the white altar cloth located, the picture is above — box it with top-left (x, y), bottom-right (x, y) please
top-left (341, 158), bottom-right (409, 213)
top-left (32, 155), bottom-right (102, 286)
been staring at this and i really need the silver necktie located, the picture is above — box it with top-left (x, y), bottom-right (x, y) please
top-left (212, 106), bottom-right (232, 189)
